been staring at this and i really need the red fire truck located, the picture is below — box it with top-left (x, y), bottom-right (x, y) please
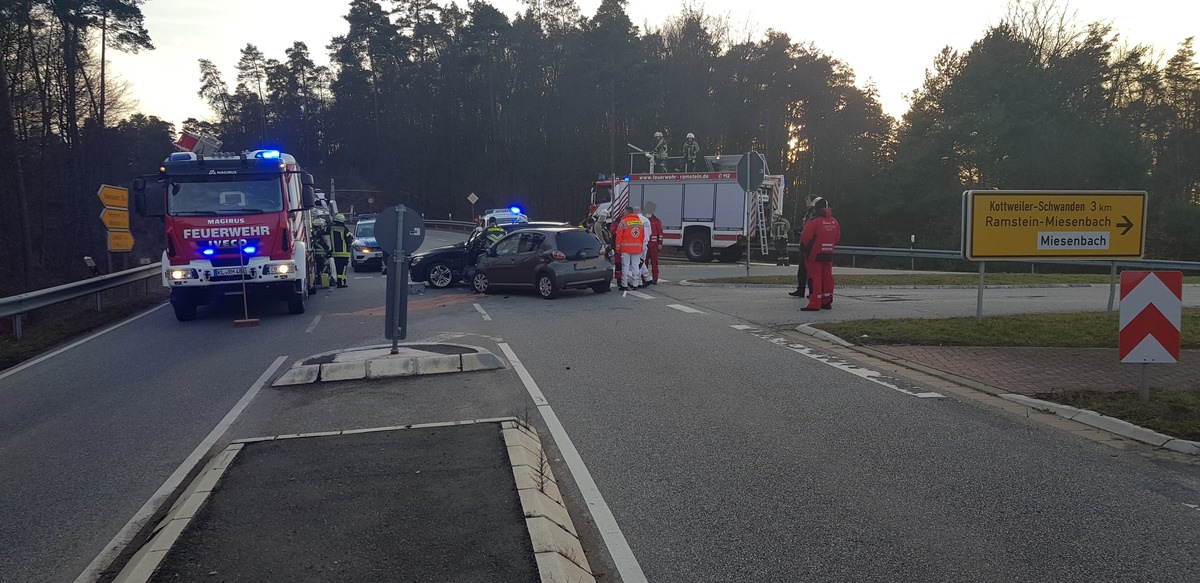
top-left (589, 156), bottom-right (784, 262)
top-left (133, 149), bottom-right (317, 321)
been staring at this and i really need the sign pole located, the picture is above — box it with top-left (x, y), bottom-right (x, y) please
top-left (1140, 363), bottom-right (1149, 403)
top-left (391, 205), bottom-right (406, 354)
top-left (1107, 261), bottom-right (1117, 317)
top-left (976, 262), bottom-right (985, 320)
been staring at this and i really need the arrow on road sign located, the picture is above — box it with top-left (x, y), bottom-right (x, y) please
top-left (107, 230), bottom-right (135, 253)
top-left (1117, 215), bottom-right (1134, 236)
top-left (97, 184), bottom-right (128, 209)
top-left (100, 208), bottom-right (130, 230)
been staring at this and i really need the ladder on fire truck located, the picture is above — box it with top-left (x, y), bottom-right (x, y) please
top-left (753, 189), bottom-right (770, 255)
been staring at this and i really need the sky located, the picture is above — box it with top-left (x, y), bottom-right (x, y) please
top-left (108, 0), bottom-right (1199, 131)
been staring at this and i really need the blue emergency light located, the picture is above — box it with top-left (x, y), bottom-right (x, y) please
top-left (242, 245), bottom-right (257, 254)
top-left (510, 206), bottom-right (521, 214)
top-left (202, 248), bottom-right (215, 256)
top-left (255, 150), bottom-right (281, 159)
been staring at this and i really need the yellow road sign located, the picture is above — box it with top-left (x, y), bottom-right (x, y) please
top-left (97, 184), bottom-right (129, 209)
top-left (107, 230), bottom-right (135, 253)
top-left (99, 208), bottom-right (130, 230)
top-left (962, 190), bottom-right (1146, 261)
top-left (467, 192), bottom-right (479, 204)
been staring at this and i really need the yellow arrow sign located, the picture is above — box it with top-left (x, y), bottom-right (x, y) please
top-left (99, 208), bottom-right (130, 230)
top-left (97, 184), bottom-right (129, 209)
top-left (963, 190), bottom-right (1147, 261)
top-left (107, 230), bottom-right (135, 253)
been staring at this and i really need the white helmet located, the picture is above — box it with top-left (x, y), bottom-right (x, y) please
top-left (312, 218), bottom-right (326, 227)
top-left (686, 133), bottom-right (695, 140)
top-left (654, 131), bottom-right (663, 138)
top-left (334, 213), bottom-right (346, 222)
top-left (596, 208), bottom-right (609, 220)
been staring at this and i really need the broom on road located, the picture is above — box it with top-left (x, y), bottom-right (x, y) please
top-left (234, 246), bottom-right (259, 328)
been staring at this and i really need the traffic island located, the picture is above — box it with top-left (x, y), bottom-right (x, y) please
top-left (112, 418), bottom-right (595, 583)
top-left (273, 343), bottom-right (505, 386)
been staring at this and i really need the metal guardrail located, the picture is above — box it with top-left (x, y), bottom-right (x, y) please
top-left (1, 263), bottom-right (161, 339)
top-left (422, 220), bottom-right (478, 232)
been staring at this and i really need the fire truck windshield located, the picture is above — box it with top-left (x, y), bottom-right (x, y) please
top-left (167, 175), bottom-right (284, 216)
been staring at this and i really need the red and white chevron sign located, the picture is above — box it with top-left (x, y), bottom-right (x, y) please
top-left (1119, 271), bottom-right (1182, 363)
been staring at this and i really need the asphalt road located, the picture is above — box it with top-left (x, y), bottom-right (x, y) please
top-left (2, 230), bottom-right (1198, 582)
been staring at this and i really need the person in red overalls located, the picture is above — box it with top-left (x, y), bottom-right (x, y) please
top-left (645, 203), bottom-right (663, 284)
top-left (800, 197), bottom-right (840, 311)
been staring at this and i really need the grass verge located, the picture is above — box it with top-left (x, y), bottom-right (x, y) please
top-left (1035, 390), bottom-right (1200, 442)
top-left (812, 309), bottom-right (1200, 348)
top-left (0, 288), bottom-right (167, 371)
top-left (694, 273), bottom-right (1200, 286)
top-left (810, 311), bottom-right (1200, 441)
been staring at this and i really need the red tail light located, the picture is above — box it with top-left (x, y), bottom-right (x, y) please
top-left (550, 250), bottom-right (566, 261)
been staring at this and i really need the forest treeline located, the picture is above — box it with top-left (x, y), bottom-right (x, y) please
top-left (1, 0), bottom-right (1197, 294)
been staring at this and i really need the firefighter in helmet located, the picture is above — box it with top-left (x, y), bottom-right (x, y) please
top-left (770, 210), bottom-right (792, 266)
top-left (651, 131), bottom-right (668, 173)
top-left (682, 133), bottom-right (700, 172)
top-left (330, 213), bottom-right (354, 288)
top-left (312, 217), bottom-right (334, 288)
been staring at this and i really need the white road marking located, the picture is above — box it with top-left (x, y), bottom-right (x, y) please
top-left (353, 276), bottom-right (372, 279)
top-left (73, 356), bottom-right (288, 583)
top-left (0, 302), bottom-right (168, 384)
top-left (733, 326), bottom-right (945, 399)
top-left (628, 291), bottom-right (655, 299)
top-left (497, 343), bottom-right (648, 583)
top-left (473, 303), bottom-right (492, 321)
top-left (668, 304), bottom-right (706, 314)
top-left (304, 314), bottom-right (322, 333)
top-left (622, 290), bottom-right (628, 298)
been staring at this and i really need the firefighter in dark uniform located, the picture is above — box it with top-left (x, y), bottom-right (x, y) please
top-left (682, 133), bottom-right (700, 172)
top-left (771, 211), bottom-right (792, 266)
top-left (330, 213), bottom-right (354, 288)
top-left (312, 217), bottom-right (333, 288)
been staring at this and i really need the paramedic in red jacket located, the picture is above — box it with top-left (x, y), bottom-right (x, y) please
top-left (799, 197), bottom-right (840, 311)
top-left (646, 206), bottom-right (663, 284)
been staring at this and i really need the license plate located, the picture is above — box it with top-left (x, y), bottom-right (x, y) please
top-left (214, 267), bottom-right (248, 276)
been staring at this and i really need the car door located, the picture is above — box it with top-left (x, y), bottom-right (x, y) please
top-left (486, 233), bottom-right (523, 284)
top-left (511, 232), bottom-right (548, 286)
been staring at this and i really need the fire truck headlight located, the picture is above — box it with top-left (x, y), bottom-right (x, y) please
top-left (276, 263), bottom-right (291, 274)
top-left (169, 269), bottom-right (191, 280)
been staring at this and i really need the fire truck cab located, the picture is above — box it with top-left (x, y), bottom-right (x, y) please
top-left (133, 149), bottom-right (317, 321)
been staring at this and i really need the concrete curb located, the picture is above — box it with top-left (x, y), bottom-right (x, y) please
top-left (502, 419), bottom-right (596, 583)
top-left (273, 343), bottom-right (506, 386)
top-left (999, 394), bottom-right (1200, 454)
top-left (112, 444), bottom-right (244, 583)
top-left (114, 418), bottom-right (596, 583)
top-left (789, 325), bottom-right (1199, 456)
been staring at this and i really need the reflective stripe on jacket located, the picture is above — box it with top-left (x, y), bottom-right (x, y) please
top-left (331, 223), bottom-right (353, 257)
top-left (800, 208), bottom-right (840, 262)
top-left (615, 214), bottom-right (646, 254)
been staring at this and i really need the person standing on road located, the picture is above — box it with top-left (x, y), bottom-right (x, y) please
top-left (800, 197), bottom-right (840, 311)
top-left (770, 211), bottom-right (791, 266)
top-left (312, 218), bottom-right (333, 288)
top-left (485, 218), bottom-right (506, 245)
top-left (634, 206), bottom-right (653, 286)
top-left (645, 202), bottom-right (663, 284)
top-left (790, 195), bottom-right (818, 298)
top-left (615, 206), bottom-right (646, 291)
top-left (330, 213), bottom-right (355, 288)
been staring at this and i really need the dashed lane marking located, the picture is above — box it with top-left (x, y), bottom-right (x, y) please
top-left (733, 325), bottom-right (945, 399)
top-left (628, 291), bottom-right (655, 299)
top-left (668, 304), bottom-right (706, 314)
top-left (304, 314), bottom-right (322, 333)
top-left (473, 303), bottom-right (492, 321)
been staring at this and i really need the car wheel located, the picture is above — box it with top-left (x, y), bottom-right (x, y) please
top-left (592, 281), bottom-right (611, 293)
top-left (426, 262), bottom-right (454, 288)
top-left (473, 271), bottom-right (491, 294)
top-left (684, 234), bottom-right (713, 262)
top-left (537, 273), bottom-right (558, 299)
